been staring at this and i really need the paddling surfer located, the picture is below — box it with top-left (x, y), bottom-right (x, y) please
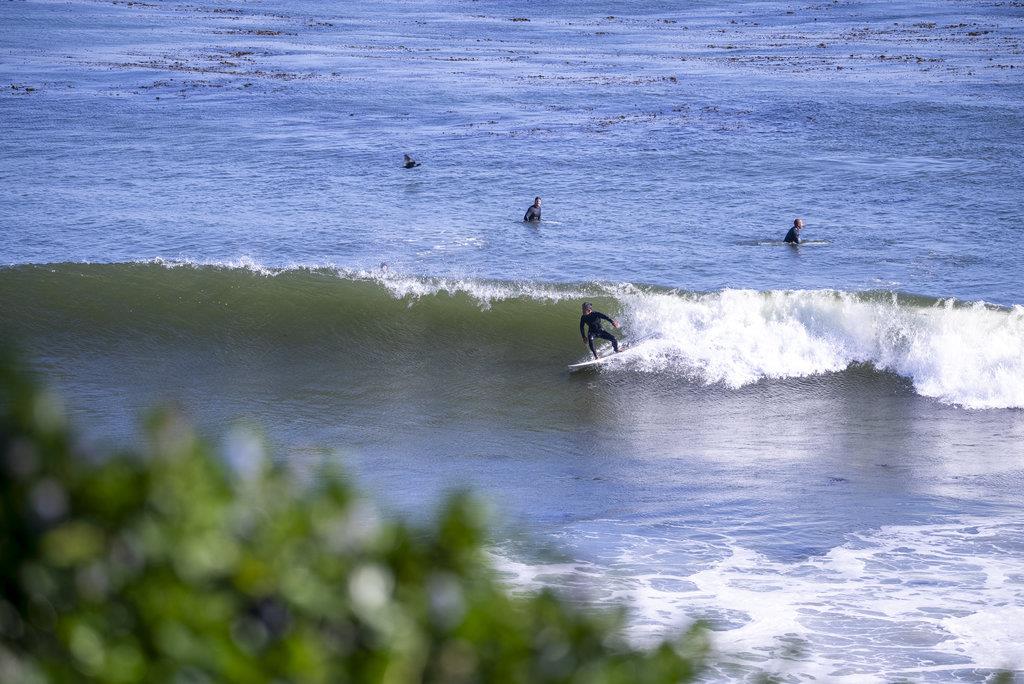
top-left (524, 197), bottom-right (542, 222)
top-left (403, 153), bottom-right (421, 169)
top-left (579, 302), bottom-right (621, 360)
top-left (784, 218), bottom-right (804, 244)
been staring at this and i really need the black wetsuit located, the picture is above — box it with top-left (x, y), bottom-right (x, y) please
top-left (524, 205), bottom-right (541, 222)
top-left (784, 227), bottom-right (801, 244)
top-left (580, 311), bottom-right (619, 358)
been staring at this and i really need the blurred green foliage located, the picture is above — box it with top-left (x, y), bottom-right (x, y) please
top-left (0, 358), bottom-right (709, 683)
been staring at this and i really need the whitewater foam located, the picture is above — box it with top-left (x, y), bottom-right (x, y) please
top-left (613, 289), bottom-right (1024, 410)
top-left (490, 515), bottom-right (1024, 681)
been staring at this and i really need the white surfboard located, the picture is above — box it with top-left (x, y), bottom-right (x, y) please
top-left (567, 335), bottom-right (658, 371)
top-left (568, 353), bottom-right (618, 370)
top-left (569, 339), bottom-right (630, 368)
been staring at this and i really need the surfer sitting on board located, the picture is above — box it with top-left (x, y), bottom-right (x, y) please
top-left (524, 197), bottom-right (542, 222)
top-left (784, 217), bottom-right (804, 244)
top-left (580, 302), bottom-right (621, 360)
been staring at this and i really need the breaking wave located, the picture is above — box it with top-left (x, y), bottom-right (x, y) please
top-left (2, 260), bottom-right (1021, 409)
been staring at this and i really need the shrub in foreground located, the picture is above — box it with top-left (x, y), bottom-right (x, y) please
top-left (0, 360), bottom-right (709, 683)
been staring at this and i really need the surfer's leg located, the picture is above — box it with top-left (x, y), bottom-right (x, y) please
top-left (597, 330), bottom-right (619, 352)
top-left (587, 334), bottom-right (598, 359)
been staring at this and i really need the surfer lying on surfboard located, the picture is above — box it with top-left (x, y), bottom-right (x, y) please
top-left (580, 302), bottom-right (622, 360)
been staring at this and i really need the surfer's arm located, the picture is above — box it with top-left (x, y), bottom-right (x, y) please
top-left (596, 312), bottom-right (619, 328)
top-left (580, 317), bottom-right (586, 339)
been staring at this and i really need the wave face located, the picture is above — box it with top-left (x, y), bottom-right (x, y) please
top-left (2, 261), bottom-right (1022, 410)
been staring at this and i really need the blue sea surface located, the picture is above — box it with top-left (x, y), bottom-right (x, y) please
top-left (3, 0), bottom-right (1023, 302)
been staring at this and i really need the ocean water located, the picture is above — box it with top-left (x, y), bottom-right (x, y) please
top-left (3, 0), bottom-right (1024, 680)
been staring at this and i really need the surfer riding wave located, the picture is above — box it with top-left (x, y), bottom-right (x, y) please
top-left (580, 302), bottom-right (621, 360)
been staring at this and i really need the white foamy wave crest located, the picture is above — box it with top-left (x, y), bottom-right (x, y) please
top-left (366, 271), bottom-right (587, 307)
top-left (149, 255), bottom-right (289, 277)
top-left (146, 256), bottom-right (593, 306)
top-left (611, 289), bottom-right (1024, 410)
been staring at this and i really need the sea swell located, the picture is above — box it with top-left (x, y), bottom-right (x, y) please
top-left (2, 260), bottom-right (1022, 410)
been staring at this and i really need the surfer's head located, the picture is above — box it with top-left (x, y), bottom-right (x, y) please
top-left (794, 218), bottom-right (804, 229)
top-left (582, 302), bottom-right (593, 313)
top-left (534, 197), bottom-right (542, 207)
